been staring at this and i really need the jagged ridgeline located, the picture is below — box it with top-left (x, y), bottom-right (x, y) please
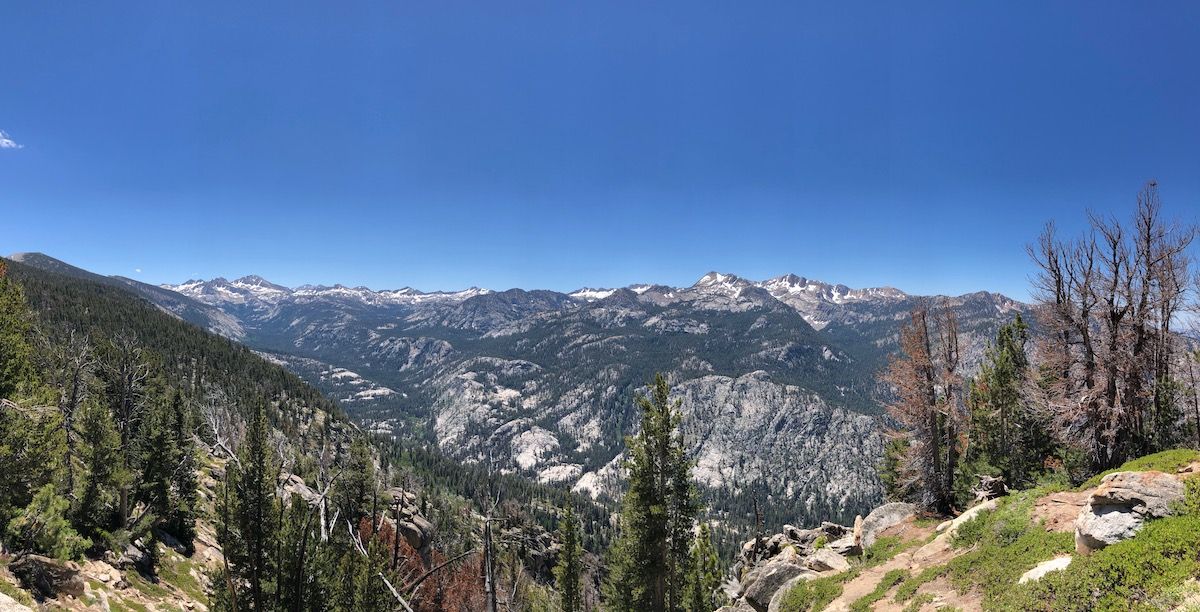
top-left (4, 255), bottom-right (611, 542)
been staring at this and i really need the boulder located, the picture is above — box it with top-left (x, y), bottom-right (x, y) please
top-left (397, 514), bottom-right (435, 551)
top-left (806, 547), bottom-right (850, 573)
top-left (767, 573), bottom-right (814, 612)
top-left (1075, 471), bottom-right (1185, 554)
top-left (860, 502), bottom-right (917, 550)
top-left (1018, 556), bottom-right (1073, 584)
top-left (10, 554), bottom-right (86, 600)
top-left (0, 590), bottom-right (33, 612)
top-left (117, 542), bottom-right (152, 573)
top-left (740, 546), bottom-right (813, 611)
top-left (279, 473), bottom-right (321, 505)
top-left (827, 533), bottom-right (860, 556)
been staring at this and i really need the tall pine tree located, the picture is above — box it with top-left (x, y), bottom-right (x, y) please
top-left (961, 314), bottom-right (1055, 493)
top-left (554, 505), bottom-right (583, 612)
top-left (686, 523), bottom-right (722, 612)
top-left (604, 374), bottom-right (699, 612)
top-left (221, 403), bottom-right (279, 611)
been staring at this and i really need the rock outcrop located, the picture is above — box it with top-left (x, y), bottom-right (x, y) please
top-left (10, 555), bottom-right (85, 600)
top-left (1074, 470), bottom-right (1185, 554)
top-left (728, 521), bottom-right (855, 611)
top-left (858, 502), bottom-right (916, 550)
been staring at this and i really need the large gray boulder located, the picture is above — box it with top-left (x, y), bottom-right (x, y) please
top-left (1075, 470), bottom-right (1185, 554)
top-left (860, 502), bottom-right (917, 550)
top-left (739, 546), bottom-right (813, 611)
top-left (806, 547), bottom-right (850, 573)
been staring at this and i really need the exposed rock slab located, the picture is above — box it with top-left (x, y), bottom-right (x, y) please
top-left (1075, 470), bottom-right (1184, 554)
top-left (860, 502), bottom-right (916, 550)
top-left (1019, 555), bottom-right (1073, 583)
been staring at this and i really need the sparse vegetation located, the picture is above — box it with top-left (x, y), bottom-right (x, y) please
top-left (850, 568), bottom-right (909, 611)
top-left (1079, 448), bottom-right (1200, 489)
top-left (775, 570), bottom-right (857, 612)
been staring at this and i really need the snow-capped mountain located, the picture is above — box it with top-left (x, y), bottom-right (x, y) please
top-left (143, 268), bottom-right (1028, 523)
top-left (168, 276), bottom-right (491, 307)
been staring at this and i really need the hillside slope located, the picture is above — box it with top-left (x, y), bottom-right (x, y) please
top-left (723, 450), bottom-right (1200, 612)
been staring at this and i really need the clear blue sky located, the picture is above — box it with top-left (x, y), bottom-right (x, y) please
top-left (2, 2), bottom-right (1198, 299)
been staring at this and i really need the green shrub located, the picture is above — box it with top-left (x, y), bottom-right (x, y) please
top-left (1002, 515), bottom-right (1200, 612)
top-left (1171, 474), bottom-right (1200, 517)
top-left (4, 485), bottom-right (90, 560)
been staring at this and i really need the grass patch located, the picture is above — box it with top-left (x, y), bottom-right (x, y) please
top-left (895, 564), bottom-right (949, 602)
top-left (158, 552), bottom-right (205, 602)
top-left (125, 570), bottom-right (171, 598)
top-left (902, 592), bottom-right (936, 612)
top-left (1079, 448), bottom-right (1200, 489)
top-left (111, 598), bottom-right (150, 612)
top-left (775, 571), bottom-right (855, 612)
top-left (0, 579), bottom-right (34, 606)
top-left (862, 535), bottom-right (921, 567)
top-left (849, 568), bottom-right (909, 612)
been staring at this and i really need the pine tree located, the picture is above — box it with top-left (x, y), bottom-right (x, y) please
top-left (604, 374), bottom-right (699, 612)
top-left (74, 399), bottom-right (122, 541)
top-left (334, 437), bottom-right (375, 524)
top-left (0, 260), bottom-right (33, 401)
top-left (554, 505), bottom-right (583, 612)
top-left (686, 523), bottom-right (722, 612)
top-left (961, 315), bottom-right (1055, 493)
top-left (222, 403), bottom-right (279, 611)
top-left (139, 395), bottom-right (176, 533)
top-left (881, 304), bottom-right (964, 515)
top-left (5, 484), bottom-right (90, 560)
top-left (168, 389), bottom-right (199, 552)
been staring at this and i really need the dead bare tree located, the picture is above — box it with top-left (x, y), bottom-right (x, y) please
top-left (881, 301), bottom-right (964, 514)
top-left (1029, 181), bottom-right (1196, 470)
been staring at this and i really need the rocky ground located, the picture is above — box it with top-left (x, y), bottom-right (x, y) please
top-left (719, 455), bottom-right (1200, 612)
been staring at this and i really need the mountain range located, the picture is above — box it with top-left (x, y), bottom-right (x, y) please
top-left (10, 252), bottom-right (1029, 525)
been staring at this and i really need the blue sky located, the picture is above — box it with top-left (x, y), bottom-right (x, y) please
top-left (2, 2), bottom-right (1198, 300)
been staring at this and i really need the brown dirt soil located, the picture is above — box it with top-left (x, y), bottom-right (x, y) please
top-left (1033, 490), bottom-right (1091, 533)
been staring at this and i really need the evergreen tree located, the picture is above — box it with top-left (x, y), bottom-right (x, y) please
top-left (604, 374), bottom-right (699, 612)
top-left (139, 395), bottom-right (176, 532)
top-left (554, 505), bottom-right (583, 612)
top-left (0, 260), bottom-right (33, 401)
top-left (686, 523), bottom-right (722, 612)
top-left (961, 315), bottom-right (1055, 494)
top-left (74, 399), bottom-right (122, 541)
top-left (5, 484), bottom-right (90, 560)
top-left (334, 437), bottom-right (375, 523)
top-left (168, 389), bottom-right (199, 551)
top-left (222, 404), bottom-right (279, 611)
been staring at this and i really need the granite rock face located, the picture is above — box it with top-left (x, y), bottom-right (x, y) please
top-left (1075, 470), bottom-right (1185, 554)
